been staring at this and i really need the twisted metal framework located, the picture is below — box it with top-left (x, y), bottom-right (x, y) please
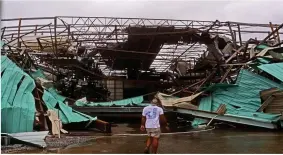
top-left (1, 16), bottom-right (281, 76)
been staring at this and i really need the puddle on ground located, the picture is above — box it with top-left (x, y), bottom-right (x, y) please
top-left (21, 127), bottom-right (283, 154)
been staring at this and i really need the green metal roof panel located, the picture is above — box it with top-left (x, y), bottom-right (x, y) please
top-left (258, 63), bottom-right (283, 82)
top-left (37, 70), bottom-right (97, 124)
top-left (30, 69), bottom-right (46, 79)
top-left (75, 96), bottom-right (144, 107)
top-left (256, 44), bottom-right (269, 50)
top-left (0, 41), bottom-right (4, 48)
top-left (192, 96), bottom-right (212, 126)
top-left (1, 56), bottom-right (36, 133)
top-left (193, 69), bottom-right (283, 126)
top-left (203, 83), bottom-right (237, 92)
top-left (42, 87), bottom-right (97, 124)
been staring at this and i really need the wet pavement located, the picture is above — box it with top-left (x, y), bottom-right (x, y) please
top-left (22, 125), bottom-right (283, 154)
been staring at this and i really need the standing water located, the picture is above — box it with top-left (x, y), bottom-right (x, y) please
top-left (20, 123), bottom-right (283, 154)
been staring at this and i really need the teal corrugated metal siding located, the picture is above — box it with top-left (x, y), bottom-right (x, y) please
top-left (1, 56), bottom-right (36, 133)
top-left (258, 63), bottom-right (283, 82)
top-left (192, 69), bottom-right (283, 126)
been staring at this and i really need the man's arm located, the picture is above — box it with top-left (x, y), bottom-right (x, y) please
top-left (141, 116), bottom-right (146, 127)
top-left (140, 108), bottom-right (146, 131)
top-left (159, 108), bottom-right (169, 129)
top-left (159, 114), bottom-right (168, 126)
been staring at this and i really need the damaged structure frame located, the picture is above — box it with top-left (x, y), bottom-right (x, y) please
top-left (1, 16), bottom-right (283, 137)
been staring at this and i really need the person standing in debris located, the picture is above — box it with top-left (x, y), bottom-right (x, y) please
top-left (140, 98), bottom-right (169, 154)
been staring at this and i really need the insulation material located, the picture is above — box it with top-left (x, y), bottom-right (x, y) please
top-left (157, 92), bottom-right (199, 109)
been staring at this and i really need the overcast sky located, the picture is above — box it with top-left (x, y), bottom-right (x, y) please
top-left (1, 0), bottom-right (283, 24)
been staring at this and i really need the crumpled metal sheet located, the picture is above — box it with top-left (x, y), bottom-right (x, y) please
top-left (3, 131), bottom-right (49, 148)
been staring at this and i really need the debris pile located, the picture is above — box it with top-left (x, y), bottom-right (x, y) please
top-left (1, 55), bottom-right (111, 148)
top-left (1, 17), bottom-right (283, 132)
top-left (156, 30), bottom-right (283, 129)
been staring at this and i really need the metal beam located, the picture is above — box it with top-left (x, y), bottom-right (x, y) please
top-left (175, 108), bottom-right (278, 129)
top-left (72, 106), bottom-right (144, 113)
top-left (4, 23), bottom-right (52, 45)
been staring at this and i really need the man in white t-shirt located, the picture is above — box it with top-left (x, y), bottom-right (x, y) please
top-left (140, 98), bottom-right (169, 154)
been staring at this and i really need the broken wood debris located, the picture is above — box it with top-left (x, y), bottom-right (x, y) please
top-left (1, 16), bottom-right (283, 137)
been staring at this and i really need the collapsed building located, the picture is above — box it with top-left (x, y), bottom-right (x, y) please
top-left (1, 16), bottom-right (283, 146)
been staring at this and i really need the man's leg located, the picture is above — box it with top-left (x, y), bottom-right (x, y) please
top-left (151, 137), bottom-right (159, 154)
top-left (144, 136), bottom-right (152, 153)
top-left (151, 128), bottom-right (161, 154)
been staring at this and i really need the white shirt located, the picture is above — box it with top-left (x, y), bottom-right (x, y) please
top-left (142, 105), bottom-right (164, 129)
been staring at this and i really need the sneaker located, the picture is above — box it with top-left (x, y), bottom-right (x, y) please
top-left (144, 147), bottom-right (150, 154)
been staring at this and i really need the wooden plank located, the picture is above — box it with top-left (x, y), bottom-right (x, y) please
top-left (260, 88), bottom-right (279, 101)
top-left (35, 89), bottom-right (48, 131)
top-left (269, 22), bottom-right (277, 43)
top-left (225, 46), bottom-right (244, 63)
top-left (220, 65), bottom-right (233, 83)
top-left (260, 22), bottom-right (283, 44)
top-left (276, 25), bottom-right (281, 47)
top-left (216, 104), bottom-right (226, 115)
top-left (257, 96), bottom-right (275, 112)
top-left (94, 119), bottom-right (111, 133)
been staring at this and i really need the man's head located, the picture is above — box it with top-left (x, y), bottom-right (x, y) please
top-left (151, 97), bottom-right (161, 107)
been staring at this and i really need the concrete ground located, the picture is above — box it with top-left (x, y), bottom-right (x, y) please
top-left (18, 126), bottom-right (283, 154)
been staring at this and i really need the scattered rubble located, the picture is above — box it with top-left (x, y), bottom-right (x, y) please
top-left (1, 16), bottom-right (283, 152)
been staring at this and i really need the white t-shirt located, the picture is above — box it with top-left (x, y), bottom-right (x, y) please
top-left (142, 105), bottom-right (164, 129)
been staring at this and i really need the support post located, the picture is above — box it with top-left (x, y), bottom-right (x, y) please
top-left (237, 24), bottom-right (243, 46)
top-left (37, 38), bottom-right (44, 51)
top-left (227, 22), bottom-right (237, 47)
top-left (54, 17), bottom-right (58, 55)
top-left (1, 27), bottom-right (6, 40)
top-left (34, 25), bottom-right (38, 36)
top-left (260, 22), bottom-right (283, 44)
top-left (17, 18), bottom-right (22, 48)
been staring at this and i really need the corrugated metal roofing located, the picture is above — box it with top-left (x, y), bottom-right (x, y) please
top-left (258, 63), bottom-right (283, 82)
top-left (3, 131), bottom-right (49, 148)
top-left (1, 56), bottom-right (36, 133)
top-left (75, 96), bottom-right (145, 107)
top-left (30, 69), bottom-right (98, 124)
top-left (192, 69), bottom-right (283, 126)
top-left (42, 84), bottom-right (97, 124)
